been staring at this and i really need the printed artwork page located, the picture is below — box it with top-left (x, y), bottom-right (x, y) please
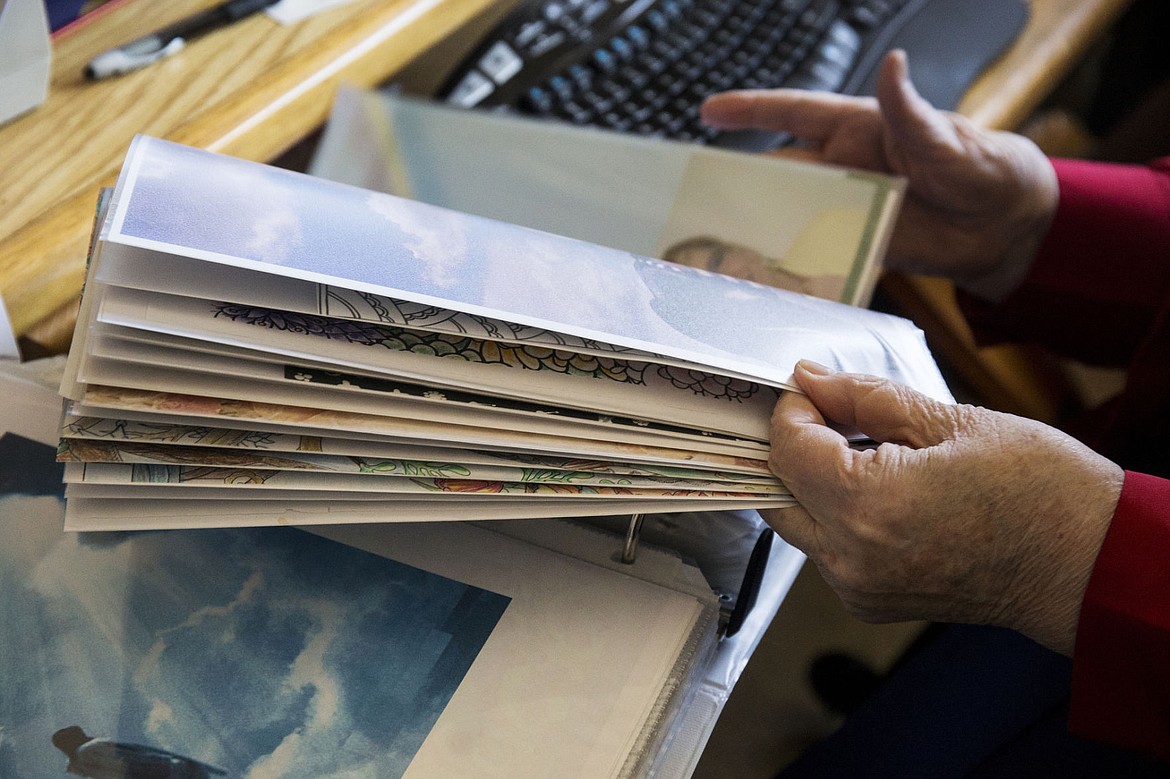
top-left (656, 151), bottom-right (897, 307)
top-left (61, 459), bottom-right (785, 502)
top-left (61, 381), bottom-right (793, 531)
top-left (58, 409), bottom-right (775, 482)
top-left (2, 359), bottom-right (720, 778)
top-left (60, 376), bottom-right (783, 495)
top-left (321, 520), bottom-right (719, 778)
top-left (94, 245), bottom-right (756, 377)
top-left (65, 390), bottom-right (769, 470)
top-left (58, 433), bottom-right (776, 488)
top-left (312, 88), bottom-right (688, 261)
top-left (62, 460), bottom-right (783, 497)
top-left (89, 283), bottom-right (781, 441)
top-left (76, 336), bottom-right (764, 453)
top-left (60, 387), bottom-right (790, 523)
top-left (70, 375), bottom-right (768, 462)
top-left (101, 136), bottom-right (953, 401)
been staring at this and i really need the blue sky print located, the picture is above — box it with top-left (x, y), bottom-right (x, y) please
top-left (0, 494), bottom-right (510, 778)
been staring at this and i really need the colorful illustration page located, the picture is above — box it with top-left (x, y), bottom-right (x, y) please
top-left (104, 136), bottom-right (952, 403)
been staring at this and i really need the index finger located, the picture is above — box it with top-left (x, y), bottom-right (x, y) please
top-left (701, 89), bottom-right (877, 141)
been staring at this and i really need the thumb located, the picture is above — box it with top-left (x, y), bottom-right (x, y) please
top-left (792, 360), bottom-right (959, 448)
top-left (876, 50), bottom-right (964, 161)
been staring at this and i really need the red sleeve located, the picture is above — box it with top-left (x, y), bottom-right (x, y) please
top-left (960, 157), bottom-right (1170, 366)
top-left (1070, 471), bottom-right (1170, 761)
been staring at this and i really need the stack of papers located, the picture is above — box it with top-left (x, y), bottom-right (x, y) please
top-left (58, 135), bottom-right (951, 530)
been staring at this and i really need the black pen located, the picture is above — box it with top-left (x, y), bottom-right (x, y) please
top-left (85, 0), bottom-right (279, 80)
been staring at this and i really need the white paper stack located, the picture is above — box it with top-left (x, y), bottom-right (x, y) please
top-left (58, 135), bottom-right (950, 530)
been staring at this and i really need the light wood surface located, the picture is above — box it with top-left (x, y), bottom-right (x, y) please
top-left (0, 0), bottom-right (1135, 411)
top-left (959, 0), bottom-right (1132, 130)
top-left (0, 0), bottom-right (503, 348)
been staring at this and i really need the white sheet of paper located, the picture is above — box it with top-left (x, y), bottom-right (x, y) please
top-left (0, 356), bottom-right (61, 442)
top-left (0, 0), bottom-right (51, 124)
top-left (0, 295), bottom-right (19, 358)
top-left (62, 494), bottom-right (789, 530)
top-left (98, 136), bottom-right (953, 403)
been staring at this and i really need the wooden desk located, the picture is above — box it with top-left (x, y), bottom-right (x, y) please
top-left (0, 0), bottom-right (518, 352)
top-left (0, 0), bottom-right (1134, 389)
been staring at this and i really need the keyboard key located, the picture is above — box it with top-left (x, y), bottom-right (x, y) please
top-left (581, 0), bottom-right (609, 24)
top-left (513, 19), bottom-right (548, 49)
top-left (479, 41), bottom-right (525, 84)
top-left (447, 70), bottom-right (495, 107)
top-left (592, 48), bottom-right (618, 72)
top-left (528, 29), bottom-right (567, 57)
top-left (520, 86), bottom-right (555, 114)
top-left (568, 63), bottom-right (594, 89)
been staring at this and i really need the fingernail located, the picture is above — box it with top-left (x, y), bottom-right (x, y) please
top-left (796, 359), bottom-right (835, 376)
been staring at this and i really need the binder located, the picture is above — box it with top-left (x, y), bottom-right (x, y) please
top-left (0, 357), bottom-right (804, 777)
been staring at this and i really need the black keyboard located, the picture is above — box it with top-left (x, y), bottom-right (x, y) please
top-left (437, 0), bottom-right (1029, 151)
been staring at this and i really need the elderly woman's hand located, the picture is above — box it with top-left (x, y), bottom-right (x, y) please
top-left (702, 50), bottom-right (1059, 299)
top-left (761, 361), bottom-right (1124, 655)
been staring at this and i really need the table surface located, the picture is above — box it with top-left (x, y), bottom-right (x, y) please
top-left (0, 0), bottom-right (1134, 367)
top-left (0, 0), bottom-right (511, 346)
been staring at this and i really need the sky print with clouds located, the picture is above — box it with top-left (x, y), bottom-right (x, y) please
top-left (0, 439), bottom-right (510, 779)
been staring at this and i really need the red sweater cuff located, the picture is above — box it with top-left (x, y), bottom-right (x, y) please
top-left (960, 158), bottom-right (1170, 363)
top-left (1031, 158), bottom-right (1170, 304)
top-left (1070, 470), bottom-right (1170, 761)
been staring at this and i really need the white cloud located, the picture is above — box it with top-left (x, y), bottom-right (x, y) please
top-left (243, 211), bottom-right (303, 265)
top-left (244, 599), bottom-right (364, 779)
top-left (364, 193), bottom-right (469, 290)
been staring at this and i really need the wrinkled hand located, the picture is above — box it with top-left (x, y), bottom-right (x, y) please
top-left (701, 50), bottom-right (1058, 298)
top-left (761, 361), bottom-right (1123, 656)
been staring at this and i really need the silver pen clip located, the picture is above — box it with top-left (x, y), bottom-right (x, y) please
top-left (85, 36), bottom-right (187, 80)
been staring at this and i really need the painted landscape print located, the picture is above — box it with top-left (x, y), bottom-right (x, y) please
top-left (0, 434), bottom-right (510, 778)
